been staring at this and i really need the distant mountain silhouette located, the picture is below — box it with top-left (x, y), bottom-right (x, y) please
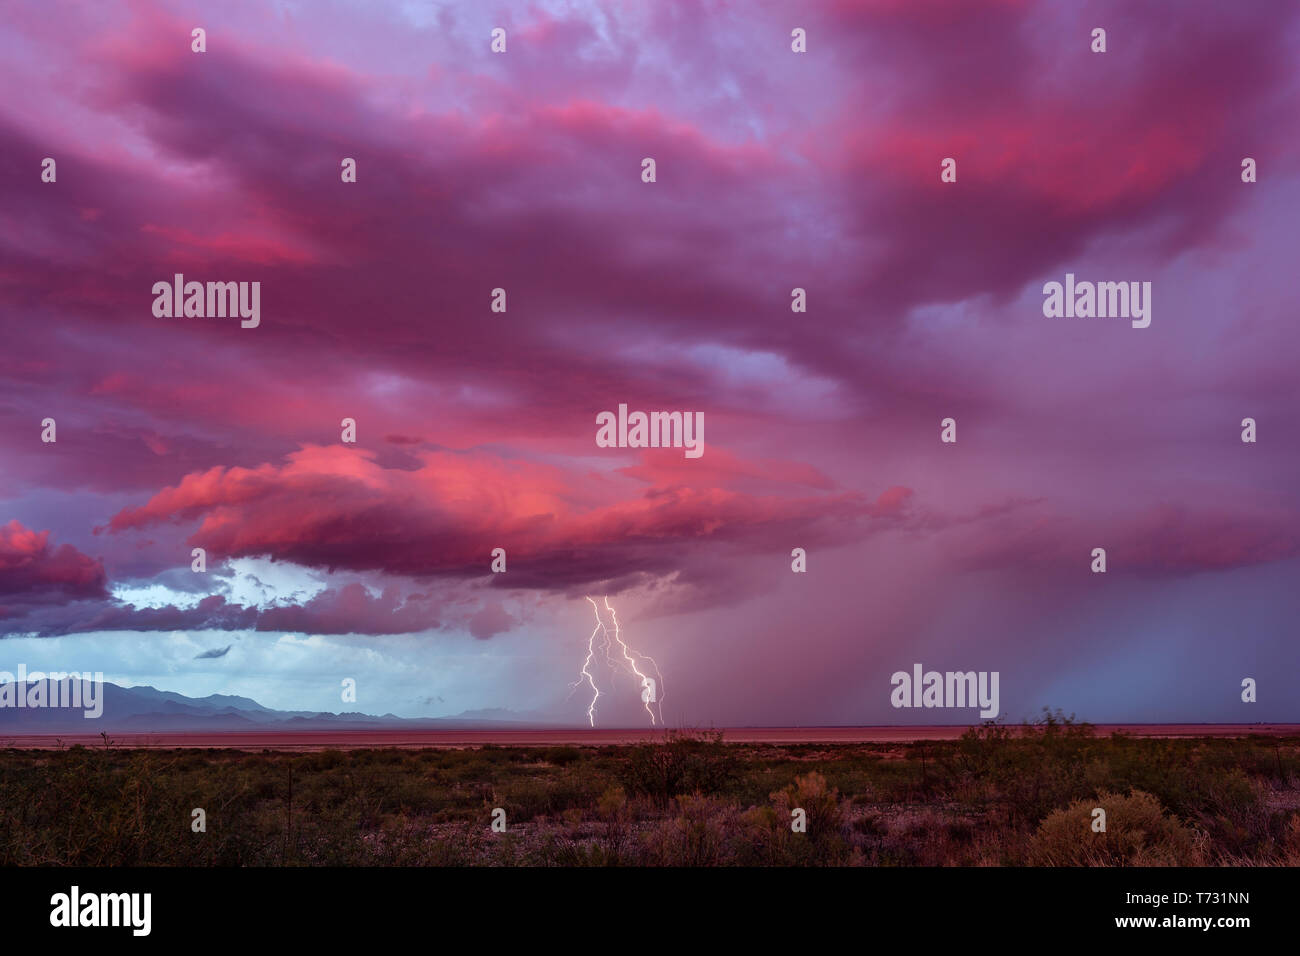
top-left (0, 680), bottom-right (561, 732)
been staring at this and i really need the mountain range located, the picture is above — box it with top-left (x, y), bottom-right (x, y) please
top-left (0, 681), bottom-right (555, 732)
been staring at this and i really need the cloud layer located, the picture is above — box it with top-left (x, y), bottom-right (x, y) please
top-left (2, 0), bottom-right (1298, 723)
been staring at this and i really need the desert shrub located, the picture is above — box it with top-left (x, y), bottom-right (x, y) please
top-left (771, 771), bottom-right (847, 843)
top-left (756, 771), bottom-right (853, 865)
top-left (643, 793), bottom-right (742, 866)
top-left (1029, 790), bottom-right (1201, 866)
top-left (936, 711), bottom-right (1100, 824)
top-left (597, 783), bottom-right (627, 818)
top-left (620, 730), bottom-right (738, 804)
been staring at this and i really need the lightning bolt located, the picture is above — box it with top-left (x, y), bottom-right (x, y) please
top-left (578, 600), bottom-right (602, 726)
top-left (602, 596), bottom-right (664, 726)
top-left (568, 596), bottom-right (664, 727)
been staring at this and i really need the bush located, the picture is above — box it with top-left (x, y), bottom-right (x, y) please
top-left (1029, 790), bottom-right (1201, 866)
top-left (619, 730), bottom-right (738, 804)
top-left (643, 794), bottom-right (741, 866)
top-left (771, 771), bottom-right (847, 843)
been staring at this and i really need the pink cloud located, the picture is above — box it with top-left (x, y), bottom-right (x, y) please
top-left (103, 444), bottom-right (889, 588)
top-left (0, 520), bottom-right (108, 604)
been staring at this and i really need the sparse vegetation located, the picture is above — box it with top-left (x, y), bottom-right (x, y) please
top-left (1, 720), bottom-right (1297, 866)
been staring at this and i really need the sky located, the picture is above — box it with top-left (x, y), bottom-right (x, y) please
top-left (2, 0), bottom-right (1299, 726)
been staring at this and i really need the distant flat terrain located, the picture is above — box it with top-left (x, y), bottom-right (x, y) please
top-left (3, 724), bottom-right (1297, 750)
